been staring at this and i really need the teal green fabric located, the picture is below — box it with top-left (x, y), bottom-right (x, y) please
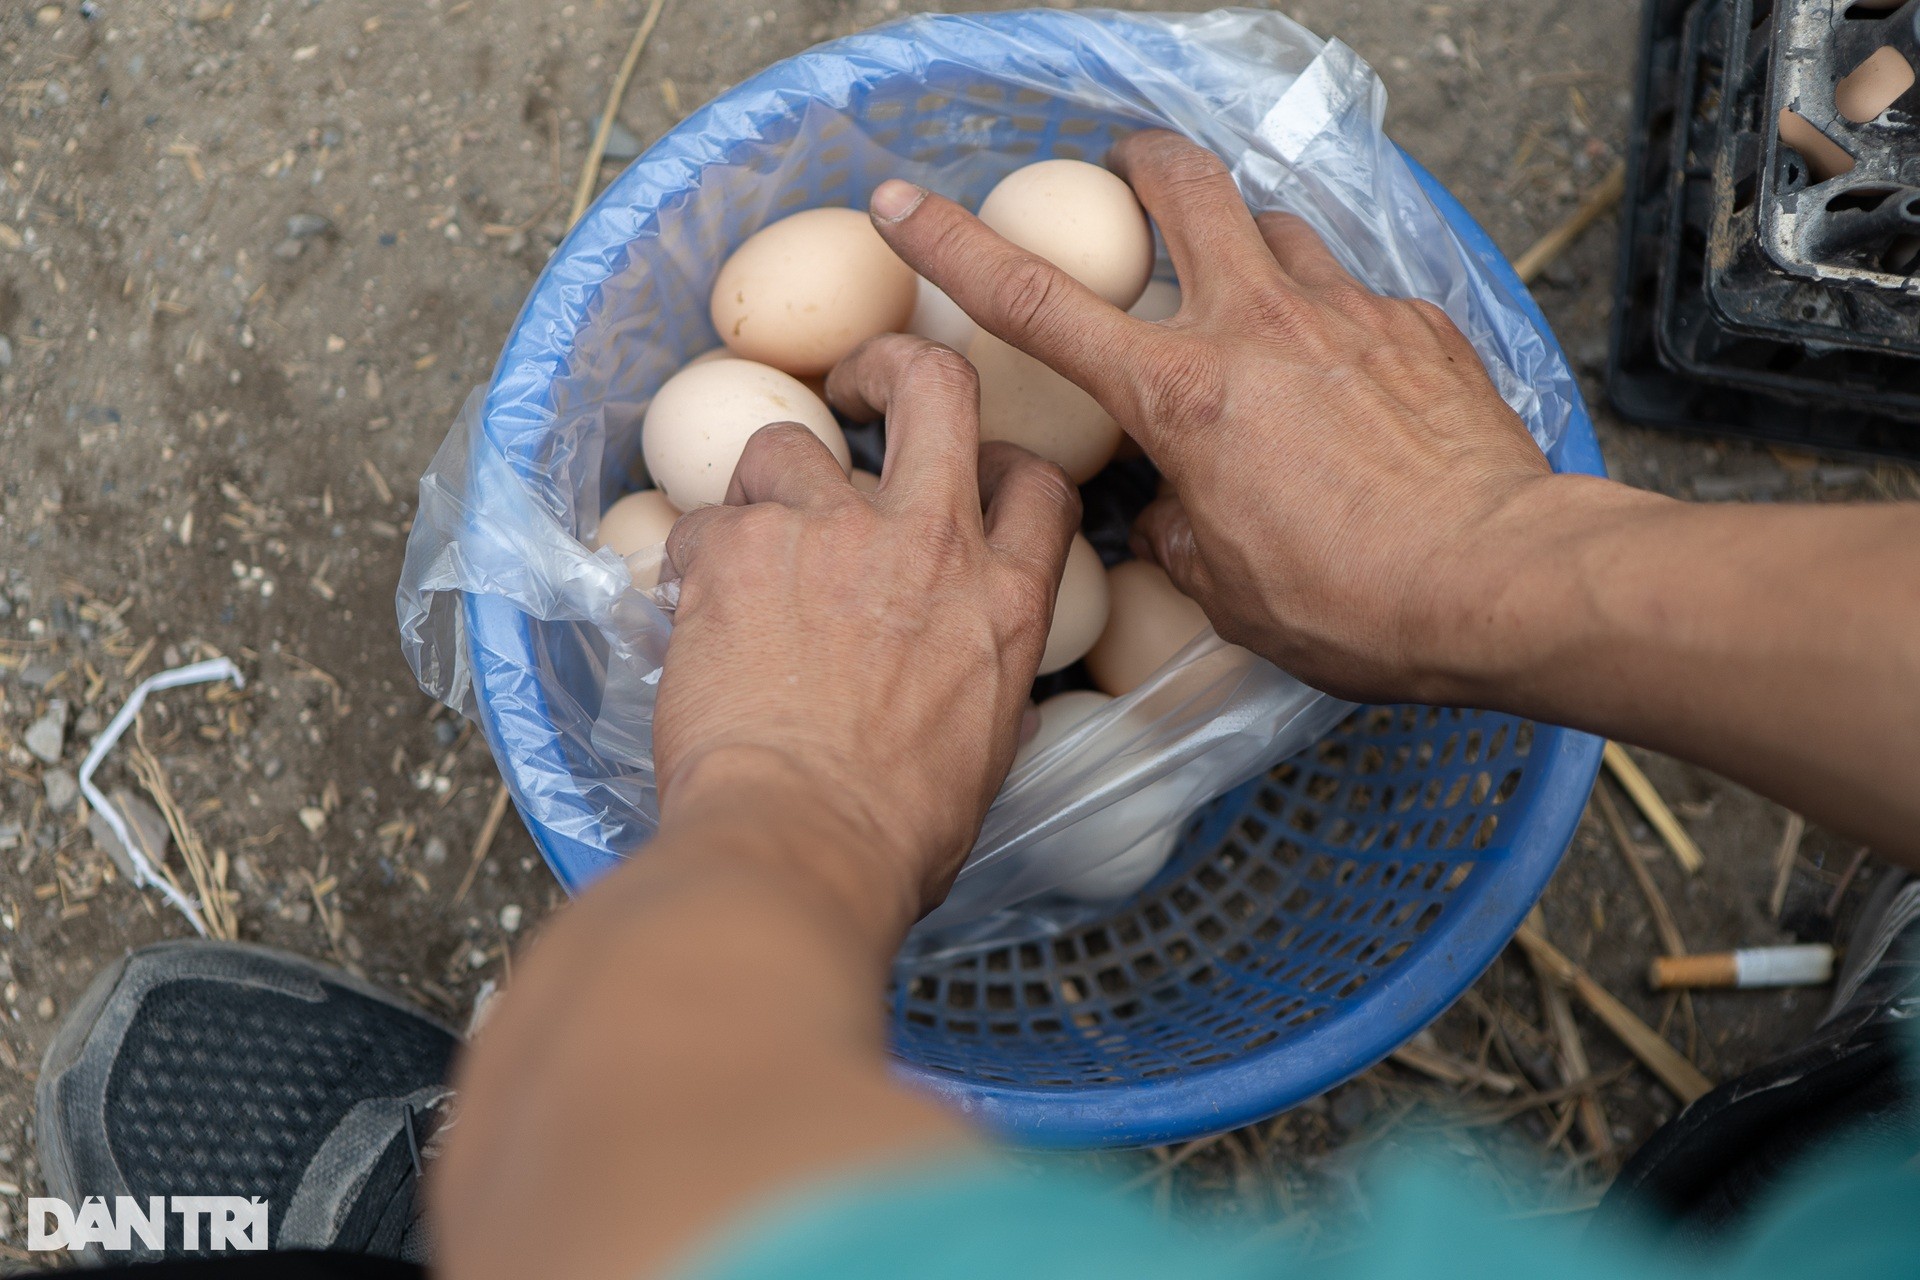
top-left (686, 1147), bottom-right (1920, 1280)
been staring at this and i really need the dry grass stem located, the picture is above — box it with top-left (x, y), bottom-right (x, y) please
top-left (1524, 909), bottom-right (1614, 1161)
top-left (1769, 812), bottom-right (1807, 919)
top-left (1593, 785), bottom-right (1686, 956)
top-left (1602, 742), bottom-right (1704, 873)
top-left (128, 715), bottom-right (237, 940)
top-left (454, 781), bottom-right (513, 904)
top-left (1388, 1042), bottom-right (1522, 1095)
top-left (1513, 921), bottom-right (1713, 1104)
top-left (1512, 160), bottom-right (1626, 283)
top-left (569, 0), bottom-right (671, 228)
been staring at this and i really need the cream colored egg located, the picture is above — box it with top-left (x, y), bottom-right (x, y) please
top-left (1014, 688), bottom-right (1112, 766)
top-left (1086, 559), bottom-right (1212, 696)
top-left (1057, 821), bottom-right (1180, 901)
top-left (710, 207), bottom-right (916, 377)
top-left (906, 275), bottom-right (977, 352)
top-left (694, 342), bottom-right (828, 402)
top-left (979, 159), bottom-right (1154, 309)
top-left (1128, 278), bottom-right (1181, 322)
top-left (594, 489), bottom-right (680, 589)
top-left (641, 357), bottom-right (849, 510)
top-left (1037, 534), bottom-right (1109, 675)
top-left (849, 467), bottom-right (881, 493)
top-left (1012, 688), bottom-right (1187, 902)
top-left (967, 331), bottom-right (1121, 483)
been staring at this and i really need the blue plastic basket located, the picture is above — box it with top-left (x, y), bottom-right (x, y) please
top-left (460, 12), bottom-right (1605, 1149)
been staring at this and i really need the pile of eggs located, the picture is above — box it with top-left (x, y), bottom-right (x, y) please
top-left (596, 159), bottom-right (1232, 901)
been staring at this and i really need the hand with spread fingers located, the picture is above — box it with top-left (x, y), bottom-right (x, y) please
top-left (866, 129), bottom-right (1570, 707)
top-left (867, 130), bottom-right (1920, 861)
top-left (652, 335), bottom-right (1081, 923)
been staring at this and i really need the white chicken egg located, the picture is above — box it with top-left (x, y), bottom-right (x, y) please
top-left (905, 275), bottom-right (977, 353)
top-left (594, 489), bottom-right (680, 589)
top-left (1014, 690), bottom-right (1188, 902)
top-left (710, 207), bottom-right (917, 377)
top-left (641, 356), bottom-right (850, 510)
top-left (1037, 534), bottom-right (1109, 675)
top-left (1127, 278), bottom-right (1181, 322)
top-left (978, 159), bottom-right (1155, 309)
top-left (967, 331), bottom-right (1121, 483)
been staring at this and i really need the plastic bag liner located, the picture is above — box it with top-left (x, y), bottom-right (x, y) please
top-left (397, 8), bottom-right (1578, 954)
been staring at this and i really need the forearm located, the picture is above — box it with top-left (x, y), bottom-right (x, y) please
top-left (1434, 474), bottom-right (1920, 860)
top-left (432, 764), bottom-right (976, 1280)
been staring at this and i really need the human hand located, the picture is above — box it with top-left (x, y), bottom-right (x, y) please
top-left (868, 131), bottom-right (1576, 705)
top-left (652, 335), bottom-right (1079, 929)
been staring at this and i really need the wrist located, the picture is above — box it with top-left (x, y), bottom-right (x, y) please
top-left (659, 745), bottom-right (924, 956)
top-left (1405, 472), bottom-right (1672, 708)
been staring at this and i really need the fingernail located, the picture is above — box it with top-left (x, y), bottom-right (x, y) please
top-left (870, 179), bottom-right (926, 223)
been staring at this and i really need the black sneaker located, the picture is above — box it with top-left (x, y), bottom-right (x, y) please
top-left (36, 940), bottom-right (458, 1265)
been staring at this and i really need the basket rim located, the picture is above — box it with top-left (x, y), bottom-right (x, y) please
top-left (458, 9), bottom-right (1609, 1148)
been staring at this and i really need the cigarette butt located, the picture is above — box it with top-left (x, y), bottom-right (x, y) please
top-left (1649, 944), bottom-right (1834, 991)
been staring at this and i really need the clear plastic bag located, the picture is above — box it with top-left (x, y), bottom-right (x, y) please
top-left (397, 8), bottom-right (1577, 948)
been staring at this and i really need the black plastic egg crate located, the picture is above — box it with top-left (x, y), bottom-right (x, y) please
top-left (1610, 0), bottom-right (1920, 460)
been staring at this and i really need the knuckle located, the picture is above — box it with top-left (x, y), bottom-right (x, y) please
top-left (1141, 340), bottom-right (1230, 430)
top-left (990, 255), bottom-right (1070, 338)
top-left (1239, 284), bottom-right (1312, 337)
top-left (903, 342), bottom-right (979, 397)
top-left (1014, 456), bottom-right (1081, 524)
top-left (1402, 298), bottom-right (1458, 339)
top-left (1154, 144), bottom-right (1233, 200)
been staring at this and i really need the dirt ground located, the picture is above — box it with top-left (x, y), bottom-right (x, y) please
top-left (2, 0), bottom-right (1916, 1262)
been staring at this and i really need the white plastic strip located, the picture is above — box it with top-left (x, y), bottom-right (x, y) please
top-left (76, 657), bottom-right (246, 937)
top-left (1734, 943), bottom-right (1835, 988)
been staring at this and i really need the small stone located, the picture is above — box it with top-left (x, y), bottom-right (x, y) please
top-left (45, 80), bottom-right (70, 106)
top-left (0, 336), bottom-right (12, 369)
top-left (498, 904), bottom-right (522, 933)
top-left (36, 995), bottom-right (55, 1021)
top-left (272, 237), bottom-right (307, 261)
top-left (467, 978), bottom-right (500, 1036)
top-left (24, 703), bottom-right (66, 764)
top-left (1433, 32), bottom-right (1460, 59)
top-left (288, 899), bottom-right (312, 925)
top-left (88, 788), bottom-right (170, 881)
top-left (433, 719), bottom-right (459, 748)
top-left (1568, 333), bottom-right (1610, 373)
top-left (286, 212), bottom-right (331, 240)
top-left (467, 947), bottom-right (488, 969)
top-left (422, 835), bottom-right (448, 866)
top-left (263, 756), bottom-right (284, 781)
top-left (1330, 1087), bottom-right (1370, 1132)
top-left (0, 823), bottom-right (20, 851)
top-left (75, 707), bottom-right (102, 735)
top-left (600, 120), bottom-right (644, 162)
top-left (298, 806), bottom-right (328, 835)
top-left (43, 768), bottom-right (79, 812)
